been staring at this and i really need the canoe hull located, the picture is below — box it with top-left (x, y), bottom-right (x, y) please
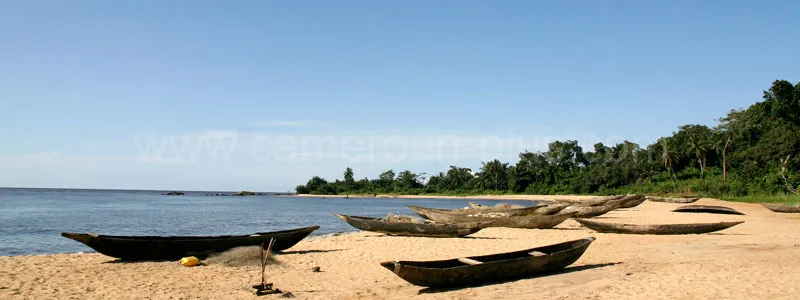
top-left (646, 196), bottom-right (700, 203)
top-left (380, 237), bottom-right (595, 288)
top-left (560, 204), bottom-right (618, 218)
top-left (672, 205), bottom-right (745, 215)
top-left (574, 218), bottom-right (744, 235)
top-left (761, 203), bottom-right (800, 213)
top-left (61, 226), bottom-right (320, 261)
top-left (408, 205), bottom-right (543, 223)
top-left (407, 205), bottom-right (544, 218)
top-left (530, 203), bottom-right (569, 215)
top-left (333, 214), bottom-right (485, 237)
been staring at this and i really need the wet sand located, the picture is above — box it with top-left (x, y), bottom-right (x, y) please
top-left (2, 198), bottom-right (799, 300)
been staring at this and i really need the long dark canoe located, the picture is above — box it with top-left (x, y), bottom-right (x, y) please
top-left (380, 237), bottom-right (595, 288)
top-left (646, 196), bottom-right (700, 203)
top-left (333, 214), bottom-right (489, 238)
top-left (672, 205), bottom-right (745, 215)
top-left (560, 204), bottom-right (619, 218)
top-left (761, 203), bottom-right (800, 213)
top-left (61, 226), bottom-right (320, 261)
top-left (574, 218), bottom-right (743, 235)
top-left (407, 205), bottom-right (543, 221)
top-left (464, 212), bottom-right (578, 229)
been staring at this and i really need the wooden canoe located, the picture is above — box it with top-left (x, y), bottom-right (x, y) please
top-left (60, 226), bottom-right (320, 261)
top-left (406, 205), bottom-right (543, 220)
top-left (555, 195), bottom-right (624, 207)
top-left (467, 202), bottom-right (526, 209)
top-left (333, 214), bottom-right (488, 238)
top-left (574, 218), bottom-right (744, 235)
top-left (530, 203), bottom-right (570, 215)
top-left (560, 203), bottom-right (619, 218)
top-left (672, 205), bottom-right (745, 215)
top-left (646, 196), bottom-right (700, 203)
top-left (609, 194), bottom-right (646, 208)
top-left (380, 237), bottom-right (596, 288)
top-left (761, 203), bottom-right (800, 213)
top-left (469, 212), bottom-right (578, 229)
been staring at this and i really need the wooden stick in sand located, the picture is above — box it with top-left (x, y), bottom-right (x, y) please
top-left (254, 238), bottom-right (279, 295)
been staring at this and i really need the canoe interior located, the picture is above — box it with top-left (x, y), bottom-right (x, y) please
top-left (393, 237), bottom-right (593, 269)
top-left (380, 237), bottom-right (596, 287)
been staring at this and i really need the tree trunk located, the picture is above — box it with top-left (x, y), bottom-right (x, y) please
top-left (698, 158), bottom-right (704, 177)
top-left (723, 137), bottom-right (731, 182)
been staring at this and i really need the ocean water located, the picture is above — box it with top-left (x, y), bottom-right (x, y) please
top-left (0, 188), bottom-right (536, 256)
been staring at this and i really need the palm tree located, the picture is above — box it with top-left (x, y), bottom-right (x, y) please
top-left (660, 139), bottom-right (679, 187)
top-left (688, 136), bottom-right (709, 177)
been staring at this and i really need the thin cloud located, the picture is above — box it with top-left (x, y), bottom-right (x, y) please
top-left (23, 151), bottom-right (60, 159)
top-left (249, 120), bottom-right (325, 127)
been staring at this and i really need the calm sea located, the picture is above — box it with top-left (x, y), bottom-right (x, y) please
top-left (0, 188), bottom-right (534, 256)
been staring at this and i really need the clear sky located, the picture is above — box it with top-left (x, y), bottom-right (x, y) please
top-left (1, 1), bottom-right (798, 191)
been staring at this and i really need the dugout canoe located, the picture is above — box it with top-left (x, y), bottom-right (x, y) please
top-left (467, 202), bottom-right (527, 210)
top-left (760, 203), bottom-right (800, 213)
top-left (672, 205), bottom-right (745, 215)
top-left (333, 214), bottom-right (489, 237)
top-left (554, 195), bottom-right (624, 207)
top-left (407, 204), bottom-right (543, 220)
top-left (60, 226), bottom-right (320, 261)
top-left (609, 194), bottom-right (646, 208)
top-left (560, 203), bottom-right (619, 218)
top-left (465, 212), bottom-right (578, 229)
top-left (645, 196), bottom-right (700, 203)
top-left (573, 218), bottom-right (743, 235)
top-left (380, 237), bottom-right (596, 288)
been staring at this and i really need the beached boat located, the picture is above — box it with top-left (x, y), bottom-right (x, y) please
top-left (760, 203), bottom-right (800, 213)
top-left (610, 194), bottom-right (646, 208)
top-left (333, 214), bottom-right (489, 238)
top-left (555, 195), bottom-right (624, 207)
top-left (409, 205), bottom-right (533, 223)
top-left (530, 203), bottom-right (570, 215)
top-left (672, 205), bottom-right (745, 215)
top-left (60, 226), bottom-right (320, 261)
top-left (408, 207), bottom-right (577, 228)
top-left (467, 212), bottom-right (578, 229)
top-left (645, 196), bottom-right (700, 203)
top-left (379, 237), bottom-right (596, 288)
top-left (560, 203), bottom-right (619, 218)
top-left (467, 202), bottom-right (527, 210)
top-left (573, 218), bottom-right (744, 235)
top-left (407, 205), bottom-right (543, 220)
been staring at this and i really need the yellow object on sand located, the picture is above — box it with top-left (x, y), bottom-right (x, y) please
top-left (179, 256), bottom-right (200, 267)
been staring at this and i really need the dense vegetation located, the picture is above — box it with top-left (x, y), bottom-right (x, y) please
top-left (296, 80), bottom-right (800, 200)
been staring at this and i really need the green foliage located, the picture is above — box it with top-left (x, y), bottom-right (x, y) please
top-left (295, 80), bottom-right (800, 202)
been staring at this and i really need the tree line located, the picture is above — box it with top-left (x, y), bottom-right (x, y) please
top-left (295, 80), bottom-right (800, 197)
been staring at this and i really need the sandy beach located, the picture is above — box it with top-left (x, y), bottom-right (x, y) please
top-left (2, 198), bottom-right (800, 300)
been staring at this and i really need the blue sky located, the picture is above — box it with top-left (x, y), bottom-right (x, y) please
top-left (1, 1), bottom-right (798, 191)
